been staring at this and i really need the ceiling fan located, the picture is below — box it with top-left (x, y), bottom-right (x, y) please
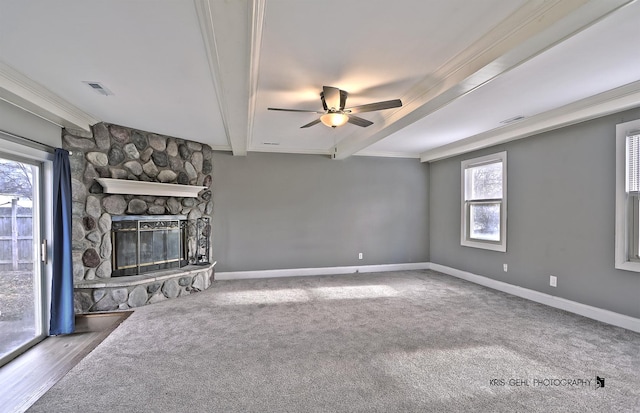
top-left (268, 86), bottom-right (402, 129)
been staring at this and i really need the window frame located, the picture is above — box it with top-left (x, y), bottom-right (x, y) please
top-left (614, 119), bottom-right (640, 271)
top-left (461, 151), bottom-right (507, 252)
top-left (0, 131), bottom-right (53, 367)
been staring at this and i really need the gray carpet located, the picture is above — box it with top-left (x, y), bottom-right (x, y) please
top-left (29, 270), bottom-right (640, 412)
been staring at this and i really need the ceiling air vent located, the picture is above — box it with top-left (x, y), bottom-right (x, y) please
top-left (83, 81), bottom-right (113, 96)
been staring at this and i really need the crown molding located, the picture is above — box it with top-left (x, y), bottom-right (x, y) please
top-left (420, 80), bottom-right (640, 162)
top-left (331, 0), bottom-right (632, 160)
top-left (354, 150), bottom-right (420, 159)
top-left (248, 146), bottom-right (332, 156)
top-left (0, 61), bottom-right (99, 131)
top-left (247, 146), bottom-right (421, 159)
top-left (209, 144), bottom-right (233, 152)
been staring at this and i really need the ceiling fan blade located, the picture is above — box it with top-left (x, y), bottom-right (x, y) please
top-left (320, 92), bottom-right (328, 111)
top-left (339, 89), bottom-right (348, 111)
top-left (347, 115), bottom-right (373, 128)
top-left (268, 107), bottom-right (323, 113)
top-left (300, 118), bottom-right (321, 128)
top-left (322, 86), bottom-right (341, 111)
top-left (346, 99), bottom-right (402, 114)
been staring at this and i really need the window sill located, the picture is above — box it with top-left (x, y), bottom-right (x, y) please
top-left (461, 239), bottom-right (506, 252)
top-left (614, 260), bottom-right (640, 273)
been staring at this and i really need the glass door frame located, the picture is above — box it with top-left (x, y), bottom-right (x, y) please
top-left (0, 131), bottom-right (54, 367)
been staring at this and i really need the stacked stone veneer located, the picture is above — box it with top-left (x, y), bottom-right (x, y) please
top-left (63, 122), bottom-right (214, 313)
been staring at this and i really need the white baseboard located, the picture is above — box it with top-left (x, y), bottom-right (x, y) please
top-left (429, 263), bottom-right (640, 333)
top-left (215, 262), bottom-right (431, 281)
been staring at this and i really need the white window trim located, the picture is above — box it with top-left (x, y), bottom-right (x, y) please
top-left (0, 131), bottom-right (54, 365)
top-left (461, 151), bottom-right (507, 252)
top-left (615, 119), bottom-right (640, 272)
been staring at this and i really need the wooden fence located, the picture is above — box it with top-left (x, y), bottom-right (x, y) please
top-left (0, 199), bottom-right (33, 271)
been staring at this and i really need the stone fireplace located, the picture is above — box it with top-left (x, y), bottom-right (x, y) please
top-left (64, 123), bottom-right (216, 313)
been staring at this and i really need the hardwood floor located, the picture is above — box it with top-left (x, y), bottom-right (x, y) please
top-left (0, 312), bottom-right (131, 413)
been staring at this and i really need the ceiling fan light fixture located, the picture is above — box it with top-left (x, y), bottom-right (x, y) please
top-left (320, 112), bottom-right (349, 128)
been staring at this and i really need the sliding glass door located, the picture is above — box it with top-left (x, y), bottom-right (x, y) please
top-left (0, 153), bottom-right (46, 365)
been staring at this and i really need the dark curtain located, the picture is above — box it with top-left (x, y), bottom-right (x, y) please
top-left (50, 148), bottom-right (74, 335)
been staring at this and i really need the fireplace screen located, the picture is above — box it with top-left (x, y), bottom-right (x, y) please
top-left (111, 216), bottom-right (188, 277)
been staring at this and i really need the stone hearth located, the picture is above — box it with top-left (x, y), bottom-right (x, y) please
top-left (74, 262), bottom-right (216, 312)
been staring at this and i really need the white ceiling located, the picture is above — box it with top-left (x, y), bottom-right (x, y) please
top-left (1, 0), bottom-right (639, 162)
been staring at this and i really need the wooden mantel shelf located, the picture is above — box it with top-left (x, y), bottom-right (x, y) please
top-left (95, 178), bottom-right (206, 198)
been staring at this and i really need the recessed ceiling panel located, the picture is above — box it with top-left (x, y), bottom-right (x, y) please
top-left (365, 1), bottom-right (640, 155)
top-left (253, 0), bottom-right (528, 153)
top-left (0, 0), bottom-right (228, 148)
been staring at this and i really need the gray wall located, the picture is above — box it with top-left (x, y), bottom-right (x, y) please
top-left (429, 108), bottom-right (640, 319)
top-left (212, 152), bottom-right (430, 272)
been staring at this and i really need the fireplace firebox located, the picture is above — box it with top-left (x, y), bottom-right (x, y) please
top-left (111, 215), bottom-right (189, 277)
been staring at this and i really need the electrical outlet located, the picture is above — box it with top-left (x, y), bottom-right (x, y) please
top-left (549, 275), bottom-right (557, 287)
top-left (503, 264), bottom-right (508, 272)
top-left (358, 253), bottom-right (363, 260)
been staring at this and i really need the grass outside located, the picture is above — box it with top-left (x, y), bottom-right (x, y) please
top-left (0, 270), bottom-right (37, 360)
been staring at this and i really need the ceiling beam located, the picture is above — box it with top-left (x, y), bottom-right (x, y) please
top-left (195, 0), bottom-right (264, 157)
top-left (331, 0), bottom-right (632, 160)
top-left (420, 80), bottom-right (640, 162)
top-left (247, 0), bottom-right (266, 153)
top-left (0, 61), bottom-right (99, 131)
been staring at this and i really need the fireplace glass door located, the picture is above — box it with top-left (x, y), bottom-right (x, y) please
top-left (112, 217), bottom-right (187, 277)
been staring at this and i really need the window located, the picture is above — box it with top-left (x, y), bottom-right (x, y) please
top-left (461, 151), bottom-right (507, 252)
top-left (615, 119), bottom-right (640, 271)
